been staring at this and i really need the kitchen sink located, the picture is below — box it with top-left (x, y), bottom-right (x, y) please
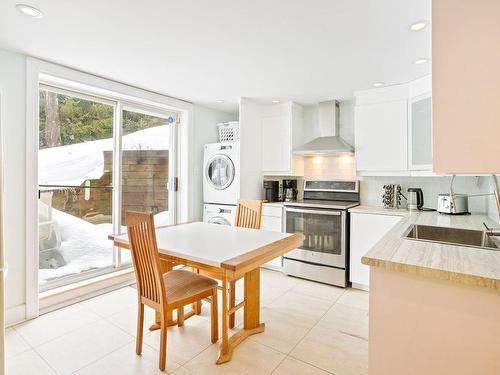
top-left (403, 224), bottom-right (499, 250)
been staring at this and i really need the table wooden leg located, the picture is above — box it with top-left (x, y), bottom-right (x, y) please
top-left (217, 276), bottom-right (230, 364)
top-left (217, 268), bottom-right (265, 364)
top-left (244, 268), bottom-right (264, 331)
top-left (229, 280), bottom-right (236, 329)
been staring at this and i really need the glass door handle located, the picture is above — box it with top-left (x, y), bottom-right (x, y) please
top-left (0, 264), bottom-right (8, 279)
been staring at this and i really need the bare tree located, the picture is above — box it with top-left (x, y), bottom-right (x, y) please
top-left (45, 91), bottom-right (61, 147)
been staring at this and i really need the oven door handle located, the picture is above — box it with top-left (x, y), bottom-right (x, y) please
top-left (284, 207), bottom-right (342, 216)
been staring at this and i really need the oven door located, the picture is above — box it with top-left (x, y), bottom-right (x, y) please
top-left (284, 206), bottom-right (346, 268)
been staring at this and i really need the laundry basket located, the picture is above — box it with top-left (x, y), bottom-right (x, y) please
top-left (217, 121), bottom-right (239, 142)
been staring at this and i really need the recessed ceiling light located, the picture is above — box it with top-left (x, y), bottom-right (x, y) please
top-left (216, 100), bottom-right (224, 103)
top-left (409, 21), bottom-right (428, 31)
top-left (272, 100), bottom-right (280, 104)
top-left (16, 4), bottom-right (43, 18)
top-left (414, 58), bottom-right (429, 65)
top-left (372, 82), bottom-right (384, 87)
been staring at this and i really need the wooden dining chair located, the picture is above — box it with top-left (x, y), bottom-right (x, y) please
top-left (126, 211), bottom-right (219, 371)
top-left (228, 199), bottom-right (263, 327)
top-left (234, 199), bottom-right (263, 229)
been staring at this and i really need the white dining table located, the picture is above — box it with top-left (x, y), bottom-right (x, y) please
top-left (110, 221), bottom-right (304, 364)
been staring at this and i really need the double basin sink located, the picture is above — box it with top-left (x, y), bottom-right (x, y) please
top-left (403, 224), bottom-right (499, 250)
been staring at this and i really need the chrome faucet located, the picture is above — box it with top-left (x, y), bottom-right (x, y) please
top-left (483, 222), bottom-right (500, 237)
top-left (449, 174), bottom-right (500, 235)
top-left (448, 174), bottom-right (500, 218)
top-left (483, 174), bottom-right (500, 236)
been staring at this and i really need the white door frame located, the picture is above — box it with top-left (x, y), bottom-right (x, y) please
top-left (0, 87), bottom-right (6, 374)
top-left (25, 58), bottom-right (193, 319)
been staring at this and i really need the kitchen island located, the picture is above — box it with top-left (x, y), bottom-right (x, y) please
top-left (361, 210), bottom-right (500, 375)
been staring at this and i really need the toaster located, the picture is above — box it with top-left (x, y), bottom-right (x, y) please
top-left (437, 194), bottom-right (469, 214)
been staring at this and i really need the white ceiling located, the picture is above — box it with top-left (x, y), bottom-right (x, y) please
top-left (0, 0), bottom-right (431, 113)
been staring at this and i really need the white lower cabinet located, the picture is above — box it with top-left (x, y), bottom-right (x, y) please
top-left (349, 212), bottom-right (404, 290)
top-left (261, 204), bottom-right (284, 269)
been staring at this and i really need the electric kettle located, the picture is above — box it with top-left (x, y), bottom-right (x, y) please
top-left (407, 188), bottom-right (424, 210)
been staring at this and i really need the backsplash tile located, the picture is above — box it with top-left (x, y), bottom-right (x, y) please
top-left (303, 154), bottom-right (356, 180)
top-left (359, 176), bottom-right (490, 213)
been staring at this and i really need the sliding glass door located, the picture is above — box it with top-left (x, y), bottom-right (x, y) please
top-left (38, 86), bottom-right (178, 290)
top-left (117, 107), bottom-right (177, 267)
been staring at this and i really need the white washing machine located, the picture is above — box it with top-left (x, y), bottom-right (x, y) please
top-left (203, 142), bottom-right (240, 205)
top-left (203, 203), bottom-right (236, 226)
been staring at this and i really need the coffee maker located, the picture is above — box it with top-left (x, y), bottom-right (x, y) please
top-left (263, 180), bottom-right (280, 202)
top-left (282, 179), bottom-right (298, 202)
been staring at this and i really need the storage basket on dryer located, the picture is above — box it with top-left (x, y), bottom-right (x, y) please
top-left (217, 121), bottom-right (239, 142)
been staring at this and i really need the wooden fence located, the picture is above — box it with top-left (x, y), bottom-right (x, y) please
top-left (49, 149), bottom-right (169, 225)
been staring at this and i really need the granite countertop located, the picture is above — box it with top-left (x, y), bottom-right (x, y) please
top-left (349, 205), bottom-right (409, 216)
top-left (360, 210), bottom-right (500, 289)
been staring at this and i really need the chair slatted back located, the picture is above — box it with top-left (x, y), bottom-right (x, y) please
top-left (126, 211), bottom-right (165, 306)
top-left (234, 199), bottom-right (262, 229)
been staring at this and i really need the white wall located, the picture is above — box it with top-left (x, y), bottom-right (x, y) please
top-left (191, 105), bottom-right (236, 220)
top-left (239, 98), bottom-right (264, 200)
top-left (0, 49), bottom-right (27, 316)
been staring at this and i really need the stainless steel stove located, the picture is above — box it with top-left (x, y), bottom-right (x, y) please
top-left (282, 180), bottom-right (360, 287)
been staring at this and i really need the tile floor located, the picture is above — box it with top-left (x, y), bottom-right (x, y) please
top-left (6, 269), bottom-right (369, 375)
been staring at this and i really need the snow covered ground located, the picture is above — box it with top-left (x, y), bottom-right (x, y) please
top-left (39, 208), bottom-right (121, 284)
top-left (39, 208), bottom-right (170, 285)
top-left (39, 125), bottom-right (169, 186)
top-left (39, 126), bottom-right (170, 285)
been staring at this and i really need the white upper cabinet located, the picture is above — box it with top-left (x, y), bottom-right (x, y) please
top-left (355, 99), bottom-right (408, 172)
top-left (408, 76), bottom-right (432, 171)
top-left (354, 84), bottom-right (409, 174)
top-left (261, 102), bottom-right (304, 175)
top-left (354, 75), bottom-right (432, 176)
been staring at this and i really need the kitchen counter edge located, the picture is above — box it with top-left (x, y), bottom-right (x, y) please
top-left (359, 210), bottom-right (500, 290)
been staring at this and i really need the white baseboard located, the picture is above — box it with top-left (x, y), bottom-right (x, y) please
top-left (5, 304), bottom-right (26, 327)
top-left (351, 282), bottom-right (370, 292)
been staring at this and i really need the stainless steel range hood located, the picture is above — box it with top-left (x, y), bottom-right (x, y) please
top-left (293, 100), bottom-right (354, 155)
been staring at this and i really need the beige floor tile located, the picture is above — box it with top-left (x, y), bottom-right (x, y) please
top-left (14, 303), bottom-right (102, 347)
top-left (318, 303), bottom-right (369, 340)
top-left (291, 279), bottom-right (346, 303)
top-left (268, 291), bottom-right (335, 326)
top-left (143, 315), bottom-right (214, 365)
top-left (12, 277), bottom-right (371, 375)
top-left (35, 319), bottom-right (133, 375)
top-left (80, 286), bottom-right (138, 317)
top-left (107, 303), bottom-right (157, 336)
top-left (261, 269), bottom-right (299, 286)
top-left (249, 307), bottom-right (313, 354)
top-left (74, 342), bottom-right (181, 375)
top-left (185, 339), bottom-right (285, 375)
top-left (272, 356), bottom-right (330, 375)
top-left (6, 349), bottom-right (57, 375)
top-left (336, 289), bottom-right (369, 311)
top-left (290, 325), bottom-right (368, 375)
top-left (261, 284), bottom-right (291, 306)
top-left (5, 328), bottom-right (31, 359)
top-left (172, 366), bottom-right (197, 374)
